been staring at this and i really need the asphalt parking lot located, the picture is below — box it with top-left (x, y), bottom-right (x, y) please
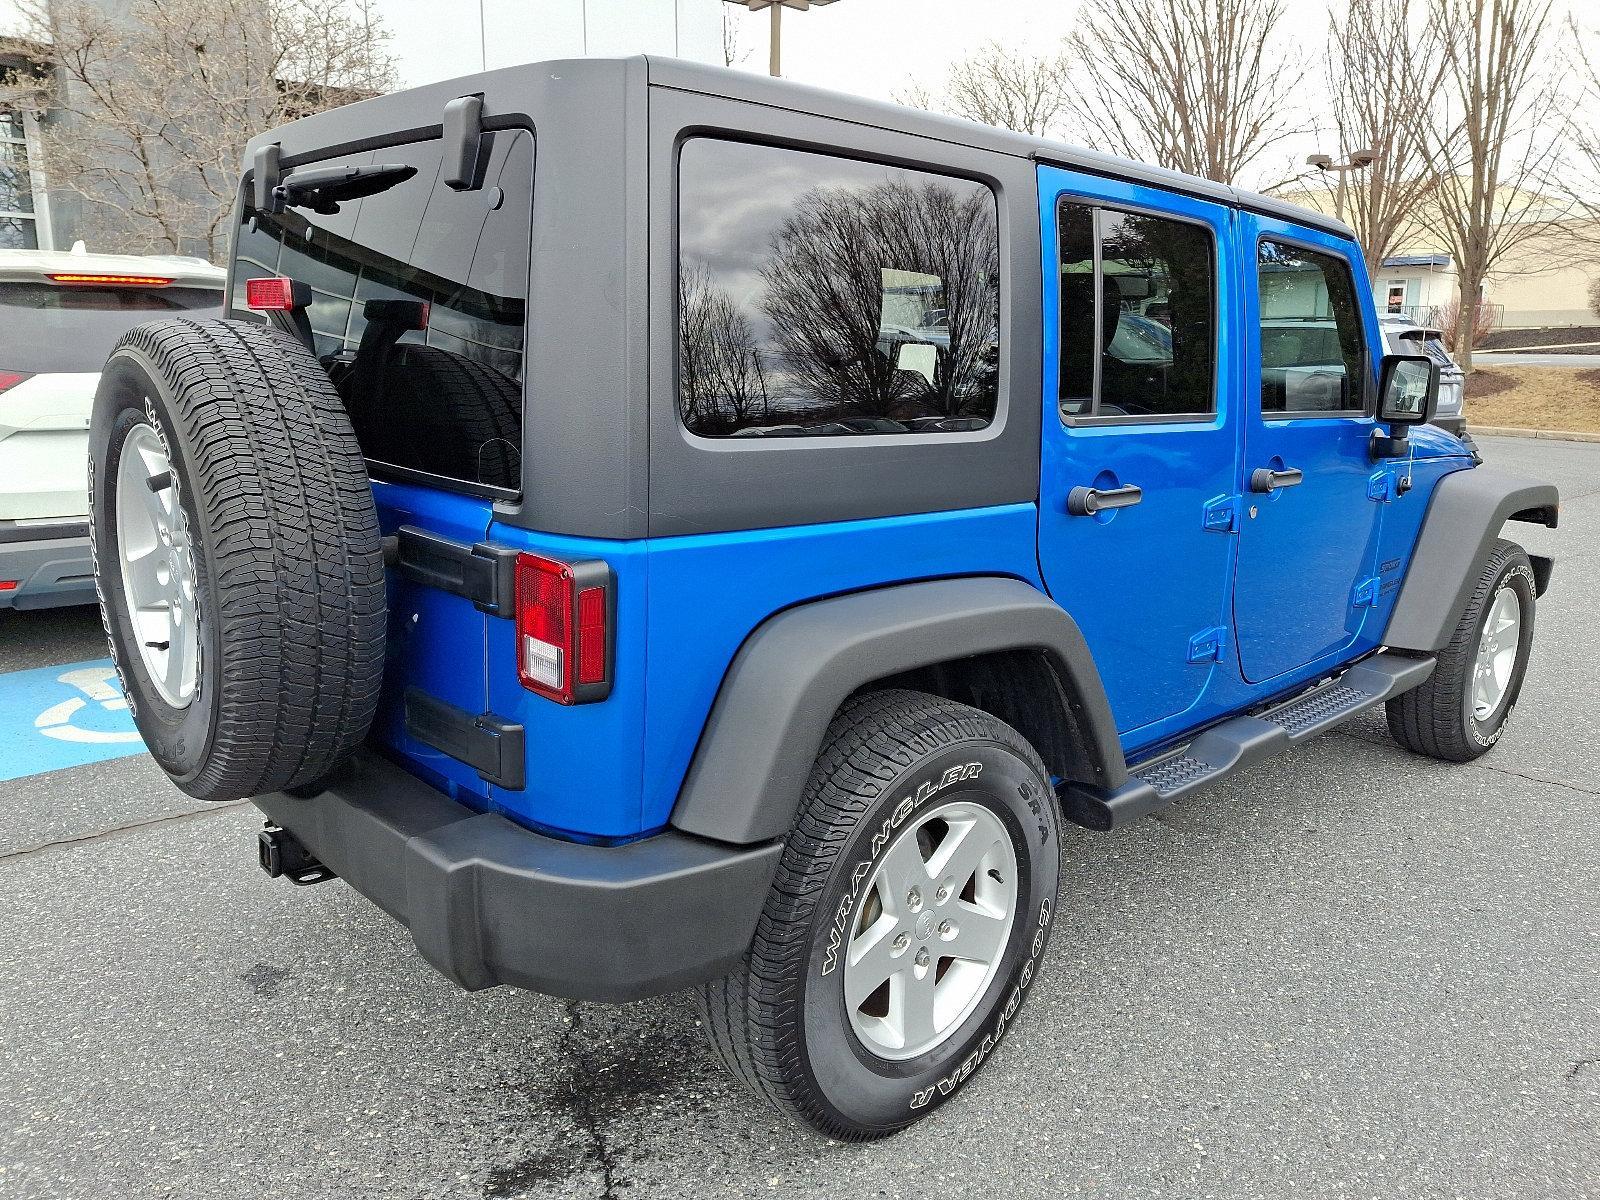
top-left (1, 434), bottom-right (1596, 1200)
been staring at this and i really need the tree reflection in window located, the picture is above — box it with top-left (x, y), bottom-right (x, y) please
top-left (677, 140), bottom-right (999, 438)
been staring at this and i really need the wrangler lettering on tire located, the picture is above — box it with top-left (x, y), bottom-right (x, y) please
top-left (696, 689), bottom-right (1061, 1140)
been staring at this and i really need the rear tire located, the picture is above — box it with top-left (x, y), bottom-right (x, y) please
top-left (1386, 538), bottom-right (1535, 762)
top-left (90, 318), bottom-right (385, 802)
top-left (697, 689), bottom-right (1060, 1139)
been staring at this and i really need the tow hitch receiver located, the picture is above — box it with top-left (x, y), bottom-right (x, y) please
top-left (258, 823), bottom-right (336, 886)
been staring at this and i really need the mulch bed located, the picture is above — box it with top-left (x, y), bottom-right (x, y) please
top-left (1479, 326), bottom-right (1600, 351)
top-left (1464, 369), bottom-right (1519, 400)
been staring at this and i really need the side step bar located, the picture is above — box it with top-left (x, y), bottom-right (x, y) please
top-left (1059, 652), bottom-right (1436, 832)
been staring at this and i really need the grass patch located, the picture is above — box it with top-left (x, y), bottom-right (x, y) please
top-left (1464, 366), bottom-right (1600, 434)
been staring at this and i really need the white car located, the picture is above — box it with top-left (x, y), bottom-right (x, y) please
top-left (0, 246), bottom-right (225, 609)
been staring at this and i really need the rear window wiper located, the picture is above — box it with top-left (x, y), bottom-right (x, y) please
top-left (272, 163), bottom-right (417, 215)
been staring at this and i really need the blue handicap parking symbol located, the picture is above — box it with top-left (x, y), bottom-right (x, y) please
top-left (0, 658), bottom-right (149, 782)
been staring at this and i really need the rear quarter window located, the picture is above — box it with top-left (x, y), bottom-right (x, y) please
top-left (232, 129), bottom-right (533, 493)
top-left (676, 138), bottom-right (1000, 439)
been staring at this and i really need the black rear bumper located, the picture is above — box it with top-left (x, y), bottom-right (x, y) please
top-left (255, 752), bottom-right (782, 1003)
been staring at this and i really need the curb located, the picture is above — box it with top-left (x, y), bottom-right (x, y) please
top-left (1471, 426), bottom-right (1600, 443)
top-left (1478, 344), bottom-right (1600, 354)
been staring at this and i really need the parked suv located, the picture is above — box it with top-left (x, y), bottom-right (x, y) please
top-left (0, 246), bottom-right (224, 608)
top-left (88, 59), bottom-right (1558, 1140)
top-left (1379, 313), bottom-right (1467, 435)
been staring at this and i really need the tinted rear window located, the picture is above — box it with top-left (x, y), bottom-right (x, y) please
top-left (233, 130), bottom-right (532, 493)
top-left (1420, 334), bottom-right (1456, 368)
top-left (0, 283), bottom-right (223, 372)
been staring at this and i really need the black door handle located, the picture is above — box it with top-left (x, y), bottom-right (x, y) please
top-left (1249, 466), bottom-right (1304, 493)
top-left (1067, 483), bottom-right (1143, 516)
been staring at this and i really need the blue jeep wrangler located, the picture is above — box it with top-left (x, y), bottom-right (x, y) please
top-left (87, 59), bottom-right (1558, 1139)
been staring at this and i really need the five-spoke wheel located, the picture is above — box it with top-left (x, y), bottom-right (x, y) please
top-left (114, 422), bottom-right (198, 708)
top-left (844, 801), bottom-right (1017, 1060)
top-left (1470, 586), bottom-right (1521, 722)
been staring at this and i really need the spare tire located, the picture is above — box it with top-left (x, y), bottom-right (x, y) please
top-left (89, 318), bottom-right (386, 802)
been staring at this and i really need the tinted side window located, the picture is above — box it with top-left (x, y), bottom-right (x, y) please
top-left (677, 138), bottom-right (999, 438)
top-left (1056, 201), bottom-right (1215, 421)
top-left (233, 130), bottom-right (532, 491)
top-left (1257, 240), bottom-right (1366, 414)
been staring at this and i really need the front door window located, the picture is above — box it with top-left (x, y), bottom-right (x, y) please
top-left (1258, 240), bottom-right (1367, 415)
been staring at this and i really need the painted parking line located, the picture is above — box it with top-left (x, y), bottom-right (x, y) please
top-left (0, 658), bottom-right (147, 782)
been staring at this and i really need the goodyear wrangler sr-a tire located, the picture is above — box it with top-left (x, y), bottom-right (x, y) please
top-left (89, 318), bottom-right (385, 802)
top-left (1386, 538), bottom-right (1536, 762)
top-left (697, 689), bottom-right (1061, 1139)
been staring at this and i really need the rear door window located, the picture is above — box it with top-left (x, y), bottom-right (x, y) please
top-left (233, 130), bottom-right (532, 493)
top-left (1056, 200), bottom-right (1216, 421)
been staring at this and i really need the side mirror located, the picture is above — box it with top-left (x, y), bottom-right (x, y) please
top-left (1371, 353), bottom-right (1438, 460)
top-left (1377, 353), bottom-right (1437, 425)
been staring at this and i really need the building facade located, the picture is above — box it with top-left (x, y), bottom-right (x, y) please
top-left (1373, 225), bottom-right (1600, 332)
top-left (0, 36), bottom-right (52, 249)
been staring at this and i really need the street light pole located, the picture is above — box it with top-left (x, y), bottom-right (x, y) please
top-left (770, 2), bottom-right (782, 77)
top-left (724, 0), bottom-right (843, 78)
top-left (1306, 148), bottom-right (1379, 225)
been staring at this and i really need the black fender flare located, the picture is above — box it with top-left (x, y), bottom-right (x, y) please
top-left (668, 576), bottom-right (1127, 845)
top-left (1385, 466), bottom-right (1558, 653)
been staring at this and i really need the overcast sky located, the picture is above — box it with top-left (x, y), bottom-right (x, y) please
top-left (721, 0), bottom-right (1588, 190)
top-left (728, 0), bottom-right (1585, 103)
top-left (2, 0), bottom-right (1586, 192)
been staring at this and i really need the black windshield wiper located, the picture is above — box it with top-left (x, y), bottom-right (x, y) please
top-left (272, 163), bottom-right (416, 214)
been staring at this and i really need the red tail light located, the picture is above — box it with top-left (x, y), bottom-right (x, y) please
top-left (245, 275), bottom-right (310, 311)
top-left (514, 552), bottom-right (613, 704)
top-left (0, 371), bottom-right (31, 395)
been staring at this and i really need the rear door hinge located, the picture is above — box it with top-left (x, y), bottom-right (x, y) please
top-left (1352, 576), bottom-right (1382, 608)
top-left (1187, 625), bottom-right (1228, 663)
top-left (404, 687), bottom-right (526, 790)
top-left (1202, 495), bottom-right (1238, 534)
top-left (394, 526), bottom-right (518, 617)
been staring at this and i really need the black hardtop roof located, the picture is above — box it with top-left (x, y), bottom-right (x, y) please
top-left (647, 57), bottom-right (1354, 240)
top-left (245, 54), bottom-right (1354, 242)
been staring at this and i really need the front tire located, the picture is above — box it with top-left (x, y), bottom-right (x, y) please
top-left (698, 689), bottom-right (1061, 1139)
top-left (1387, 538), bottom-right (1536, 762)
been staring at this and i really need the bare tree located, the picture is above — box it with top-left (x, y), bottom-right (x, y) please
top-left (1062, 0), bottom-right (1300, 184)
top-left (722, 8), bottom-right (753, 69)
top-left (1566, 16), bottom-right (1600, 228)
top-left (1420, 0), bottom-right (1567, 371)
top-left (5, 0), bottom-right (395, 260)
top-left (1323, 0), bottom-right (1450, 283)
top-left (760, 178), bottom-right (998, 420)
top-left (893, 41), bottom-right (1070, 138)
top-left (679, 263), bottom-right (767, 431)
